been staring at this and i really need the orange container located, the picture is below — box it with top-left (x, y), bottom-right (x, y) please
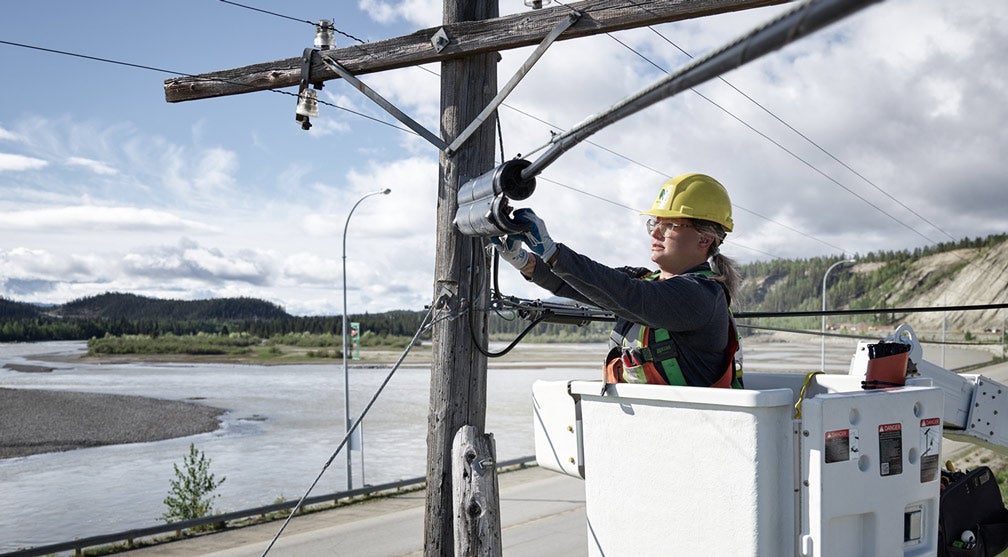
top-left (863, 350), bottom-right (910, 389)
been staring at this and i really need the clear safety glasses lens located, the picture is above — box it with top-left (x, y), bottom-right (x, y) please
top-left (645, 218), bottom-right (691, 237)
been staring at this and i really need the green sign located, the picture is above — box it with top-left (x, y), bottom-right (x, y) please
top-left (350, 322), bottom-right (361, 360)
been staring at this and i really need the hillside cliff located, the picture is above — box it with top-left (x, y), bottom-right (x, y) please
top-left (881, 240), bottom-right (1008, 331)
top-left (736, 235), bottom-right (1008, 334)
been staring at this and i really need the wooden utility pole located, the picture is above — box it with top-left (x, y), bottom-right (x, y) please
top-left (162, 2), bottom-right (786, 554)
top-left (425, 1), bottom-right (497, 554)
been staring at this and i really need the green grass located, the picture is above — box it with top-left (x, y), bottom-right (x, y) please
top-left (85, 331), bottom-right (418, 361)
top-left (87, 332), bottom-right (259, 356)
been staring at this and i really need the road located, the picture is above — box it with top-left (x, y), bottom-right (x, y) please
top-left (128, 465), bottom-right (587, 556)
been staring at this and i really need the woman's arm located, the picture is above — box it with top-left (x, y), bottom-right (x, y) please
top-left (545, 244), bottom-right (724, 333)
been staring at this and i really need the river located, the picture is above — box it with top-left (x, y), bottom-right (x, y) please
top-left (0, 336), bottom-right (992, 552)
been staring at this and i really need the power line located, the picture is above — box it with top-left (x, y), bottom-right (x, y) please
top-left (537, 175), bottom-right (635, 212)
top-left (603, 7), bottom-right (1007, 276)
top-left (647, 25), bottom-right (961, 245)
top-left (538, 175), bottom-right (786, 259)
top-left (0, 38), bottom-right (414, 135)
top-left (498, 89), bottom-right (851, 255)
top-left (604, 1), bottom-right (950, 246)
top-left (206, 0), bottom-right (851, 258)
top-left (3, 10), bottom-right (978, 267)
top-left (633, 23), bottom-right (1002, 274)
top-left (218, 0), bottom-right (315, 25)
top-left (737, 302), bottom-right (1008, 319)
top-left (216, 0), bottom-right (368, 44)
top-left (0, 39), bottom-right (191, 77)
top-left (737, 318), bottom-right (1003, 344)
top-left (205, 0), bottom-right (859, 259)
top-left (605, 30), bottom-right (944, 249)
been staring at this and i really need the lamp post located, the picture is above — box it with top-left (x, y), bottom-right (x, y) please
top-left (821, 258), bottom-right (854, 372)
top-left (342, 187), bottom-right (390, 491)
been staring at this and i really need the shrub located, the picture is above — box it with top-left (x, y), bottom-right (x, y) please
top-left (162, 443), bottom-right (226, 526)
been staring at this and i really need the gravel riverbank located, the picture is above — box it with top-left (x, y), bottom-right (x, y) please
top-left (0, 387), bottom-right (224, 459)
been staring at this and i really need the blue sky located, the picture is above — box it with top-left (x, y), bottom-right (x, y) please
top-left (2, 0), bottom-right (1006, 315)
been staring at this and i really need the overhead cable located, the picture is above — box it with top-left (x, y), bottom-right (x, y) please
top-left (568, 4), bottom-right (943, 247)
top-left (4, 5), bottom-right (952, 264)
top-left (261, 305), bottom-right (437, 556)
top-left (537, 176), bottom-right (786, 259)
top-left (607, 1), bottom-right (1000, 275)
top-left (736, 302), bottom-right (1008, 319)
top-left (645, 21), bottom-right (960, 245)
top-left (207, 0), bottom-right (854, 259)
top-left (217, 0), bottom-right (368, 43)
top-left (736, 323), bottom-right (1007, 347)
top-left (0, 39), bottom-right (192, 77)
top-left (517, 0), bottom-right (884, 177)
top-left (0, 38), bottom-right (415, 136)
top-left (496, 102), bottom-right (841, 256)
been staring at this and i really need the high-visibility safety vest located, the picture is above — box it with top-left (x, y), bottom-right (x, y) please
top-left (603, 271), bottom-right (743, 389)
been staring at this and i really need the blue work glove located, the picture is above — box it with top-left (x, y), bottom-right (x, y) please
top-left (489, 235), bottom-right (530, 270)
top-left (513, 208), bottom-right (557, 262)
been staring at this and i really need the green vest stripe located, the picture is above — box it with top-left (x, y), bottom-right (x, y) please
top-left (608, 267), bottom-right (740, 388)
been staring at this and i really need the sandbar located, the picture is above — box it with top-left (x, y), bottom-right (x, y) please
top-left (0, 387), bottom-right (224, 459)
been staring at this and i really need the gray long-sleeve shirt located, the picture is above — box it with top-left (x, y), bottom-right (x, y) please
top-left (528, 243), bottom-right (730, 384)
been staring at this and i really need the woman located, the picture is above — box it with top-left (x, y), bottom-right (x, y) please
top-left (493, 173), bottom-right (742, 388)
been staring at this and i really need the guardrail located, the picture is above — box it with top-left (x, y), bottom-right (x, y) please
top-left (2, 456), bottom-right (537, 557)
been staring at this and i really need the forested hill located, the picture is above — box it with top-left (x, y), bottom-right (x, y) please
top-left (1, 234), bottom-right (1006, 342)
top-left (0, 293), bottom-right (290, 326)
top-left (49, 293), bottom-right (290, 321)
top-left (0, 293), bottom-right (425, 342)
top-left (0, 298), bottom-right (42, 319)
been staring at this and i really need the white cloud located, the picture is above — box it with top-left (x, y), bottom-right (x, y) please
top-left (121, 239), bottom-right (275, 285)
top-left (133, 142), bottom-right (242, 206)
top-left (299, 156), bottom-right (435, 238)
top-left (1, 247), bottom-right (101, 281)
top-left (358, 0), bottom-right (441, 27)
top-left (361, 66), bottom-right (440, 132)
top-left (0, 206), bottom-right (218, 233)
top-left (0, 153), bottom-right (48, 172)
top-left (65, 156), bottom-right (118, 176)
top-left (282, 252), bottom-right (342, 284)
top-left (0, 127), bottom-right (22, 142)
top-left (194, 148), bottom-right (238, 193)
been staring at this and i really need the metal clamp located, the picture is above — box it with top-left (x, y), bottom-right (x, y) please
top-left (454, 159), bottom-right (537, 237)
top-left (295, 48), bottom-right (321, 130)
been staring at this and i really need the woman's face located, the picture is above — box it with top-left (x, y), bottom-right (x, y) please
top-left (648, 218), bottom-right (710, 276)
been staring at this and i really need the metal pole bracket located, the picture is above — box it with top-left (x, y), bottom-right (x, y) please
top-left (320, 54), bottom-right (449, 151)
top-left (445, 10), bottom-right (581, 156)
top-left (295, 48), bottom-right (321, 130)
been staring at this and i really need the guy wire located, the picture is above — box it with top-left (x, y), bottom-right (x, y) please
top-left (261, 306), bottom-right (434, 556)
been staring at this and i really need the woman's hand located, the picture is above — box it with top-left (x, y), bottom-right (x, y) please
top-left (489, 235), bottom-right (530, 270)
top-left (513, 208), bottom-right (557, 262)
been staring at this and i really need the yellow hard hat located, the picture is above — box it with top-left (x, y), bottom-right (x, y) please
top-left (641, 173), bottom-right (734, 232)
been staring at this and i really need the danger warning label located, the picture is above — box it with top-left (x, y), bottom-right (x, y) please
top-left (920, 417), bottom-right (941, 483)
top-left (825, 429), bottom-right (851, 463)
top-left (878, 422), bottom-right (903, 476)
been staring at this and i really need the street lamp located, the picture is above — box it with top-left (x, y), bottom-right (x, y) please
top-left (342, 187), bottom-right (390, 491)
top-left (821, 258), bottom-right (854, 372)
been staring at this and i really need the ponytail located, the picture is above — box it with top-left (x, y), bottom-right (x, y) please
top-left (691, 219), bottom-right (740, 303)
top-left (709, 252), bottom-right (740, 303)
